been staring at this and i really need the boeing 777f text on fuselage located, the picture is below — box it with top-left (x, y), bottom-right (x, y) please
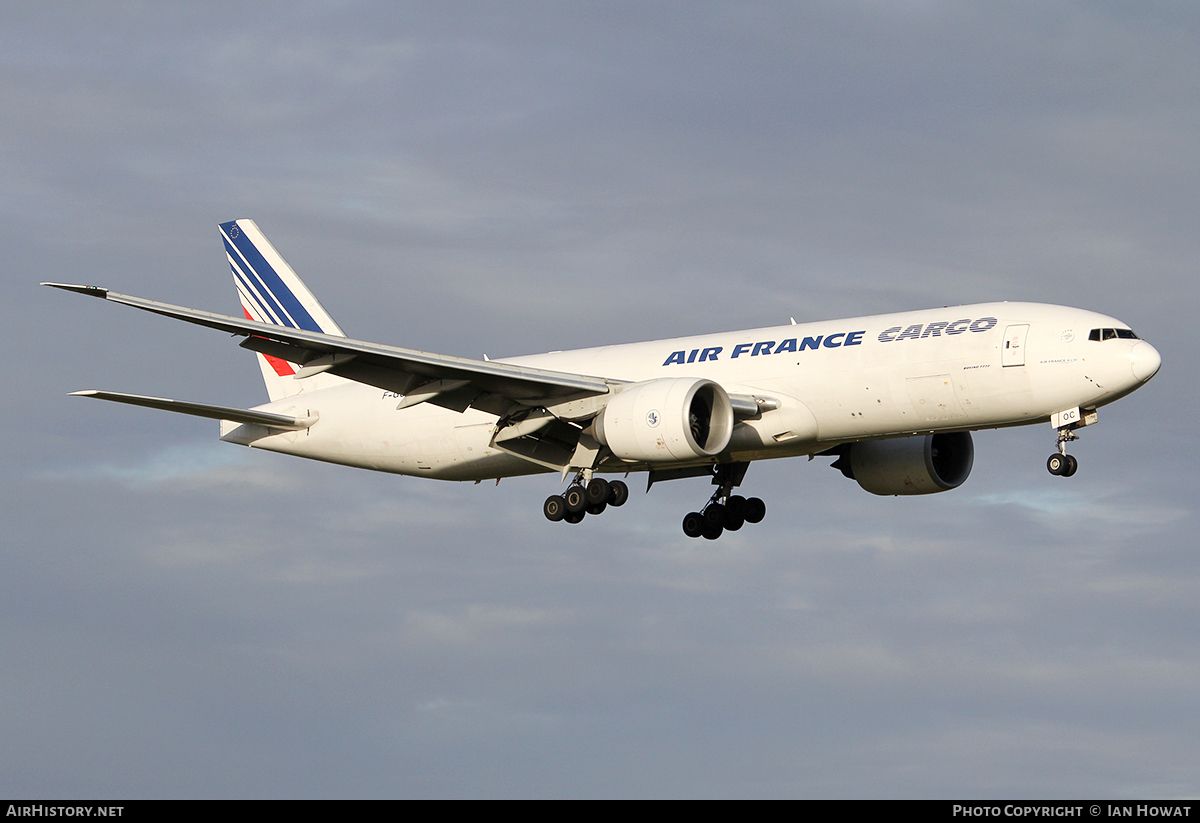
top-left (46, 219), bottom-right (1161, 539)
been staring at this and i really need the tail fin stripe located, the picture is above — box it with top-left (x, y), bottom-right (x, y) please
top-left (232, 276), bottom-right (279, 327)
top-left (220, 226), bottom-right (322, 333)
top-left (229, 254), bottom-right (291, 329)
top-left (224, 238), bottom-right (295, 329)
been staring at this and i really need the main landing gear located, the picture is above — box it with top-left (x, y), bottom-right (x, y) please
top-left (682, 493), bottom-right (766, 540)
top-left (681, 462), bottom-right (765, 540)
top-left (543, 476), bottom-right (630, 524)
top-left (1046, 426), bottom-right (1080, 478)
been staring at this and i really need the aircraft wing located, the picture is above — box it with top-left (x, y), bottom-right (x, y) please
top-left (44, 283), bottom-right (612, 412)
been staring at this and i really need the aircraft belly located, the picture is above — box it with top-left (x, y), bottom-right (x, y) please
top-left (235, 387), bottom-right (476, 475)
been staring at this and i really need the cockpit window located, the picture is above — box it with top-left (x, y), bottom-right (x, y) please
top-left (1089, 327), bottom-right (1139, 341)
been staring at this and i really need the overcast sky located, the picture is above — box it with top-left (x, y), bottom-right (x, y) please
top-left (2, 1), bottom-right (1197, 798)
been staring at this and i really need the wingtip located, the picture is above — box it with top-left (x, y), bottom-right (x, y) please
top-left (41, 282), bottom-right (109, 298)
top-left (68, 390), bottom-right (101, 397)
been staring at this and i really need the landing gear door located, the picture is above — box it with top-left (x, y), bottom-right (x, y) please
top-left (1002, 324), bottom-right (1029, 367)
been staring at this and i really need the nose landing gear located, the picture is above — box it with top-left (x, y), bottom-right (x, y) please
top-left (1046, 409), bottom-right (1092, 478)
top-left (1046, 451), bottom-right (1078, 477)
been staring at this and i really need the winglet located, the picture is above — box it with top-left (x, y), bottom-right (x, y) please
top-left (41, 282), bottom-right (109, 298)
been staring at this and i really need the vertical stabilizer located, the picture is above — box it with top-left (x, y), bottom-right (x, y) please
top-left (219, 219), bottom-right (347, 400)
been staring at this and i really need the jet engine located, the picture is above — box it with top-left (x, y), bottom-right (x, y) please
top-left (594, 378), bottom-right (734, 462)
top-left (836, 432), bottom-right (974, 495)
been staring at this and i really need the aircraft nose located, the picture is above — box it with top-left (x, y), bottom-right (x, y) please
top-left (1130, 341), bottom-right (1162, 383)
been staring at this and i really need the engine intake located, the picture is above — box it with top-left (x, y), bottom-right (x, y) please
top-left (594, 378), bottom-right (734, 462)
top-left (840, 432), bottom-right (974, 495)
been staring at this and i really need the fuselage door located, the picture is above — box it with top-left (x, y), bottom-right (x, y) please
top-left (1002, 324), bottom-right (1029, 367)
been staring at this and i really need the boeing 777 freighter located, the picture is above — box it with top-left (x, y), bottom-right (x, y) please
top-left (46, 219), bottom-right (1161, 538)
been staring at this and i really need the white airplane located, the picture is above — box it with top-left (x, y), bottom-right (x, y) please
top-left (46, 219), bottom-right (1162, 538)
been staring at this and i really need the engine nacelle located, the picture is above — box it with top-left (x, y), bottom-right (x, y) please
top-left (594, 378), bottom-right (734, 462)
top-left (843, 432), bottom-right (974, 495)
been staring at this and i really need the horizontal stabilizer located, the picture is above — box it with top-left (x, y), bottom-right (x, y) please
top-left (69, 390), bottom-right (317, 431)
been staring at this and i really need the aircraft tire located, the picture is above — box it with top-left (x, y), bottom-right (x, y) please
top-left (723, 511), bottom-right (744, 531)
top-left (1047, 454), bottom-right (1066, 476)
top-left (586, 500), bottom-right (607, 516)
top-left (608, 480), bottom-right (629, 507)
top-left (1064, 454), bottom-right (1079, 477)
top-left (725, 495), bottom-right (747, 518)
top-left (543, 495), bottom-right (567, 522)
top-left (744, 497), bottom-right (766, 524)
top-left (682, 511), bottom-right (705, 538)
top-left (564, 509), bottom-right (585, 524)
top-left (703, 504), bottom-right (726, 527)
top-left (565, 485), bottom-right (587, 513)
top-left (585, 478), bottom-right (610, 505)
top-left (702, 521), bottom-right (723, 540)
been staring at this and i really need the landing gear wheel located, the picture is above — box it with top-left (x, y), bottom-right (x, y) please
top-left (1064, 454), bottom-right (1079, 477)
top-left (543, 495), bottom-right (566, 522)
top-left (744, 497), bottom-right (766, 524)
top-left (585, 478), bottom-right (610, 506)
top-left (607, 480), bottom-right (629, 507)
top-left (564, 485), bottom-right (587, 513)
top-left (684, 462), bottom-right (758, 539)
top-left (564, 509), bottom-right (585, 524)
top-left (586, 500), bottom-right (607, 516)
top-left (1047, 454), bottom-right (1066, 476)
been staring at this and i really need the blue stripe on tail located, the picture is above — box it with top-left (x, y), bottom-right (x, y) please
top-left (219, 220), bottom-right (322, 333)
top-left (224, 237), bottom-right (292, 327)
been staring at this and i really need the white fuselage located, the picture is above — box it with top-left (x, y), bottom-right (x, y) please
top-left (224, 302), bottom-right (1159, 481)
